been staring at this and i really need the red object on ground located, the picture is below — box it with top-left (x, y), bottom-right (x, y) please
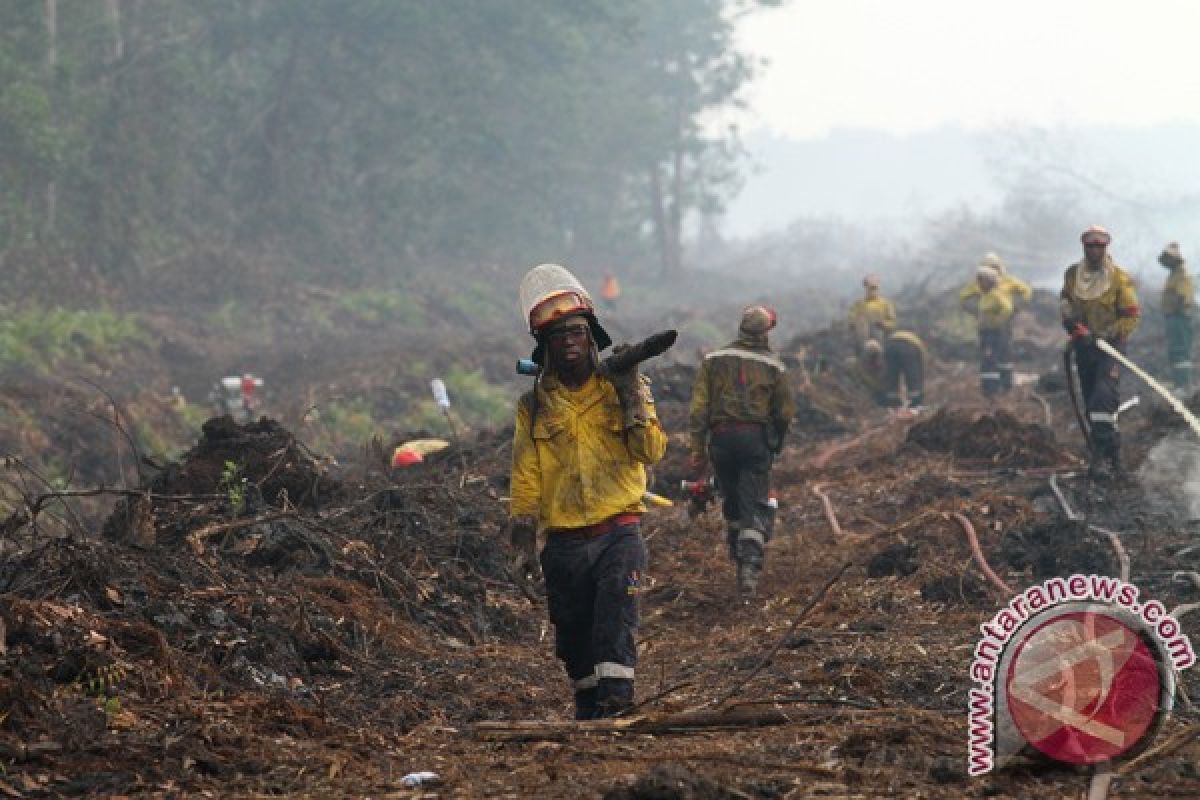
top-left (949, 511), bottom-right (1012, 595)
top-left (391, 449), bottom-right (424, 468)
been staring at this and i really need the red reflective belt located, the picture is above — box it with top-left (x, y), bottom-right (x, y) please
top-left (550, 513), bottom-right (642, 540)
top-left (711, 421), bottom-right (763, 433)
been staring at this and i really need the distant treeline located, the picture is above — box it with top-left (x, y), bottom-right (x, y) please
top-left (0, 1), bottom-right (778, 298)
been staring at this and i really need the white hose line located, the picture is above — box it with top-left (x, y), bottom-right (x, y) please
top-left (1096, 339), bottom-right (1200, 440)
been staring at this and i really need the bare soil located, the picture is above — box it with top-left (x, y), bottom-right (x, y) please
top-left (2, 294), bottom-right (1200, 798)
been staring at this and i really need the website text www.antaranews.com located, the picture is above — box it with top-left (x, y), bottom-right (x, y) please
top-left (966, 573), bottom-right (1196, 776)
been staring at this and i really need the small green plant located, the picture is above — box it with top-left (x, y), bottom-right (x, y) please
top-left (0, 306), bottom-right (143, 372)
top-left (54, 661), bottom-right (127, 727)
top-left (174, 401), bottom-right (210, 436)
top-left (219, 460), bottom-right (247, 516)
top-left (321, 397), bottom-right (381, 445)
top-left (337, 289), bottom-right (426, 327)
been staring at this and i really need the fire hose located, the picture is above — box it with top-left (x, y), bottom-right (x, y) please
top-left (1094, 338), bottom-right (1200, 440)
top-left (1063, 346), bottom-right (1092, 452)
top-left (947, 511), bottom-right (1012, 595)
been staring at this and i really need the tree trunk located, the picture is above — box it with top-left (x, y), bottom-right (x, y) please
top-left (665, 98), bottom-right (685, 276)
top-left (43, 0), bottom-right (58, 233)
top-left (105, 0), bottom-right (125, 62)
top-left (649, 164), bottom-right (670, 278)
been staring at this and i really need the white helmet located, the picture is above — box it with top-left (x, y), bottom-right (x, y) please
top-left (519, 264), bottom-right (595, 333)
top-left (518, 264), bottom-right (611, 363)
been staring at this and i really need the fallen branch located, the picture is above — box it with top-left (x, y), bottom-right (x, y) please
top-left (947, 512), bottom-right (1012, 595)
top-left (1117, 723), bottom-right (1200, 775)
top-left (1097, 528), bottom-right (1130, 583)
top-left (474, 700), bottom-right (916, 741)
top-left (1048, 476), bottom-right (1130, 576)
top-left (569, 747), bottom-right (841, 779)
top-left (0, 740), bottom-right (63, 762)
top-left (1049, 473), bottom-right (1079, 520)
top-left (812, 483), bottom-right (848, 537)
top-left (616, 681), bottom-right (693, 718)
top-left (186, 511), bottom-right (295, 555)
top-left (1031, 391), bottom-right (1053, 426)
top-left (1174, 571), bottom-right (1200, 594)
top-left (475, 706), bottom-right (791, 739)
top-left (30, 486), bottom-right (228, 512)
top-left (811, 422), bottom-right (889, 469)
top-left (1170, 603), bottom-right (1200, 620)
top-left (710, 560), bottom-right (853, 708)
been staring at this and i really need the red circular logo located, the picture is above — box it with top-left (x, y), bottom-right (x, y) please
top-left (1005, 610), bottom-right (1163, 764)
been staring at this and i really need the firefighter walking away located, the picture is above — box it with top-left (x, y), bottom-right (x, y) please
top-left (688, 305), bottom-right (795, 598)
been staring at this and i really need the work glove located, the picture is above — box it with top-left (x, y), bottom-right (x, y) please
top-left (1069, 323), bottom-right (1096, 349)
top-left (607, 345), bottom-right (647, 428)
top-left (508, 515), bottom-right (540, 582)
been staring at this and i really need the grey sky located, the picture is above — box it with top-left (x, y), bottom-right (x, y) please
top-left (721, 2), bottom-right (1200, 242)
top-left (736, 1), bottom-right (1200, 138)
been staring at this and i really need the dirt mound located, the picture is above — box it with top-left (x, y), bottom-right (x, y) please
top-left (0, 414), bottom-right (542, 796)
top-left (102, 415), bottom-right (343, 545)
top-left (604, 764), bottom-right (745, 800)
top-left (162, 416), bottom-right (340, 506)
top-left (999, 519), bottom-right (1118, 580)
top-left (907, 407), bottom-right (1065, 467)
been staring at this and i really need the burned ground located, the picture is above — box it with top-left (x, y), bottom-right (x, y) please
top-left (2, 289), bottom-right (1200, 798)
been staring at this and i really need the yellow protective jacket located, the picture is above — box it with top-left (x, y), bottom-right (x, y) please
top-left (977, 287), bottom-right (1014, 331)
top-left (959, 275), bottom-right (1033, 310)
top-left (889, 330), bottom-right (928, 360)
top-left (1162, 266), bottom-right (1194, 317)
top-left (1059, 258), bottom-right (1140, 341)
top-left (848, 295), bottom-right (896, 341)
top-left (510, 372), bottom-right (668, 530)
top-left (688, 336), bottom-right (796, 457)
top-left (852, 330), bottom-right (927, 397)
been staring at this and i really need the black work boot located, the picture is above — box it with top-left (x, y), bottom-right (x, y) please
top-left (736, 530), bottom-right (765, 598)
top-left (574, 687), bottom-right (599, 721)
top-left (1087, 438), bottom-right (1114, 483)
top-left (725, 525), bottom-right (740, 562)
top-left (595, 678), bottom-right (634, 718)
top-left (1088, 457), bottom-right (1113, 483)
top-left (737, 561), bottom-right (760, 598)
top-left (1109, 449), bottom-right (1133, 487)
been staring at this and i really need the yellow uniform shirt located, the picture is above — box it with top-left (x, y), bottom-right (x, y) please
top-left (852, 331), bottom-right (927, 396)
top-left (1163, 266), bottom-right (1194, 317)
top-left (1059, 260), bottom-right (1140, 341)
top-left (510, 373), bottom-right (668, 530)
top-left (977, 287), bottom-right (1014, 331)
top-left (959, 275), bottom-right (1033, 310)
top-left (848, 295), bottom-right (897, 341)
